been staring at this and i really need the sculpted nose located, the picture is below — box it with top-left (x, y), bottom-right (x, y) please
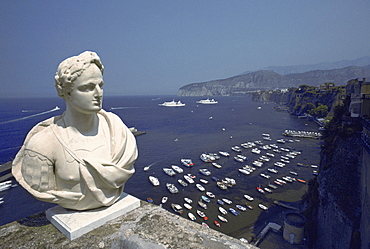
top-left (94, 85), bottom-right (103, 97)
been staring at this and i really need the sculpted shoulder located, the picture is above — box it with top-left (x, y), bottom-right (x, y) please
top-left (23, 118), bottom-right (60, 159)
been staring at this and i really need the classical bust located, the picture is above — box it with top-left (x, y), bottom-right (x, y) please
top-left (12, 51), bottom-right (138, 210)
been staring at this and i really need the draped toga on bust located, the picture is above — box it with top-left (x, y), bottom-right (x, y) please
top-left (12, 110), bottom-right (138, 210)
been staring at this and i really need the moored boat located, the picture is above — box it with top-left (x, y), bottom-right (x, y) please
top-left (198, 201), bottom-right (207, 209)
top-left (178, 179), bottom-right (188, 187)
top-left (213, 220), bottom-right (221, 227)
top-left (201, 195), bottom-right (210, 203)
top-left (199, 178), bottom-right (209, 184)
top-left (244, 194), bottom-right (254, 201)
top-left (229, 207), bottom-right (240, 216)
top-left (259, 203), bottom-right (268, 211)
top-left (222, 198), bottom-right (232, 204)
top-left (166, 183), bottom-right (179, 194)
top-left (217, 215), bottom-right (228, 223)
top-left (184, 203), bottom-right (192, 210)
top-left (236, 204), bottom-right (247, 211)
top-left (184, 175), bottom-right (194, 184)
top-left (171, 203), bottom-right (183, 214)
top-left (149, 176), bottom-right (160, 186)
top-left (171, 165), bottom-right (183, 173)
top-left (206, 191), bottom-right (215, 198)
top-left (188, 212), bottom-right (196, 221)
top-left (199, 168), bottom-right (211, 176)
top-left (184, 197), bottom-right (193, 204)
top-left (163, 168), bottom-right (176, 176)
top-left (219, 206), bottom-right (227, 215)
top-left (161, 196), bottom-right (168, 204)
top-left (196, 183), bottom-right (205, 191)
top-left (181, 158), bottom-right (194, 167)
top-left (218, 151), bottom-right (230, 157)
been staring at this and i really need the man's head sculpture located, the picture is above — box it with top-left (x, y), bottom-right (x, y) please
top-left (12, 51), bottom-right (138, 210)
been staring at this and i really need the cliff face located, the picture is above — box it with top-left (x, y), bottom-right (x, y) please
top-left (178, 66), bottom-right (370, 96)
top-left (304, 105), bottom-right (366, 248)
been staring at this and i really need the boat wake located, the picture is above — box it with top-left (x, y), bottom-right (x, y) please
top-left (110, 106), bottom-right (140, 110)
top-left (143, 160), bottom-right (162, 171)
top-left (0, 106), bottom-right (60, 125)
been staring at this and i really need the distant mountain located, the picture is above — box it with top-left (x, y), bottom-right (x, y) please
top-left (178, 65), bottom-right (370, 96)
top-left (240, 56), bottom-right (370, 75)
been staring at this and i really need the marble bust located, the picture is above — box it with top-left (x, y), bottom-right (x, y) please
top-left (12, 51), bottom-right (138, 210)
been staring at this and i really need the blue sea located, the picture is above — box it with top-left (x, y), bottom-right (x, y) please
top-left (0, 95), bottom-right (321, 241)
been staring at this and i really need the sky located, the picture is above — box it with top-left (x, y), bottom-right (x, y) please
top-left (1, 1), bottom-right (370, 97)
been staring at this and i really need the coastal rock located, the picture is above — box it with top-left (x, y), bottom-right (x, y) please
top-left (0, 202), bottom-right (257, 249)
top-left (178, 66), bottom-right (370, 96)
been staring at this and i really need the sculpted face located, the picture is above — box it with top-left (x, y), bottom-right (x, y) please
top-left (68, 64), bottom-right (104, 114)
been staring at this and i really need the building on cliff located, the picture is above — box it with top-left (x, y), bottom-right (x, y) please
top-left (346, 78), bottom-right (370, 117)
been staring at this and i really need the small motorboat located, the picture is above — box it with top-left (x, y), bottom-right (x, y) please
top-left (229, 207), bottom-right (240, 216)
top-left (217, 215), bottom-right (228, 223)
top-left (188, 212), bottom-right (196, 221)
top-left (149, 176), bottom-right (160, 186)
top-left (171, 165), bottom-right (183, 173)
top-left (171, 203), bottom-right (183, 214)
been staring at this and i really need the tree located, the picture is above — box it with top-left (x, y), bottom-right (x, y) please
top-left (309, 103), bottom-right (328, 118)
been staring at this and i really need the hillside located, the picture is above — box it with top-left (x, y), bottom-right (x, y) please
top-left (178, 65), bottom-right (370, 96)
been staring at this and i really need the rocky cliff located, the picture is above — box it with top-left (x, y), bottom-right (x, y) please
top-left (303, 104), bottom-right (366, 248)
top-left (178, 66), bottom-right (370, 96)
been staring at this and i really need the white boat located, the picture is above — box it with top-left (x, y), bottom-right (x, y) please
top-left (180, 159), bottom-right (194, 167)
top-left (259, 203), bottom-right (268, 211)
top-left (159, 100), bottom-right (185, 107)
top-left (211, 162), bottom-right (222, 168)
top-left (198, 200), bottom-right (207, 209)
top-left (236, 205), bottom-right (247, 211)
top-left (218, 215), bottom-right (228, 223)
top-left (149, 176), bottom-right (160, 186)
top-left (244, 194), bottom-right (254, 201)
top-left (234, 156), bottom-right (244, 163)
top-left (206, 191), bottom-right (215, 198)
top-left (197, 210), bottom-right (206, 218)
top-left (171, 165), bottom-right (183, 173)
top-left (184, 197), bottom-right (193, 204)
top-left (222, 198), bottom-right (232, 204)
top-left (200, 153), bottom-right (213, 162)
top-left (188, 212), bottom-right (196, 221)
top-left (268, 168), bottom-right (278, 174)
top-left (184, 203), bottom-right (192, 210)
top-left (196, 183), bottom-right (205, 191)
top-left (178, 179), bottom-right (188, 187)
top-left (202, 222), bottom-right (209, 228)
top-left (166, 183), bottom-right (179, 194)
top-left (171, 203), bottom-right (183, 213)
top-left (219, 206), bottom-right (227, 215)
top-left (199, 168), bottom-right (211, 176)
top-left (231, 146), bottom-right (242, 152)
top-left (163, 168), bottom-right (176, 176)
top-left (218, 151), bottom-right (230, 157)
top-left (251, 148), bottom-right (261, 154)
top-left (199, 178), bottom-right (209, 184)
top-left (161, 196), bottom-right (168, 203)
top-left (0, 180), bottom-right (12, 192)
top-left (216, 181), bottom-right (228, 190)
top-left (238, 168), bottom-right (250, 175)
top-left (184, 175), bottom-right (194, 184)
top-left (196, 98), bottom-right (218, 104)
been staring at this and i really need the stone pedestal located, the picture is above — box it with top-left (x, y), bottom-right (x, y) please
top-left (45, 193), bottom-right (140, 240)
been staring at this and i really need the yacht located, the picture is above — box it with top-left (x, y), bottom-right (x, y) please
top-left (158, 100), bottom-right (185, 107)
top-left (148, 176), bottom-right (160, 186)
top-left (196, 98), bottom-right (218, 104)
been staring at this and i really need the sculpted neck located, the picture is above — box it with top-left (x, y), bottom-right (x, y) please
top-left (63, 104), bottom-right (100, 136)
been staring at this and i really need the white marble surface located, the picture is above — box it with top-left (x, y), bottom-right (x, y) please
top-left (45, 193), bottom-right (140, 240)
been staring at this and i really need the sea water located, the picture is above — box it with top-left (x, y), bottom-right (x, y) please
top-left (0, 96), bottom-right (321, 241)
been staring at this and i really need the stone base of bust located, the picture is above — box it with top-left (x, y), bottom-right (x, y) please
top-left (45, 192), bottom-right (140, 240)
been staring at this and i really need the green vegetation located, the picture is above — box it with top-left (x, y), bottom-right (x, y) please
top-left (309, 103), bottom-right (329, 118)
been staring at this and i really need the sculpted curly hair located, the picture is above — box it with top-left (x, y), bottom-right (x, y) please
top-left (54, 51), bottom-right (104, 99)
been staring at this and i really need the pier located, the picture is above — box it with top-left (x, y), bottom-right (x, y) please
top-left (282, 130), bottom-right (322, 139)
